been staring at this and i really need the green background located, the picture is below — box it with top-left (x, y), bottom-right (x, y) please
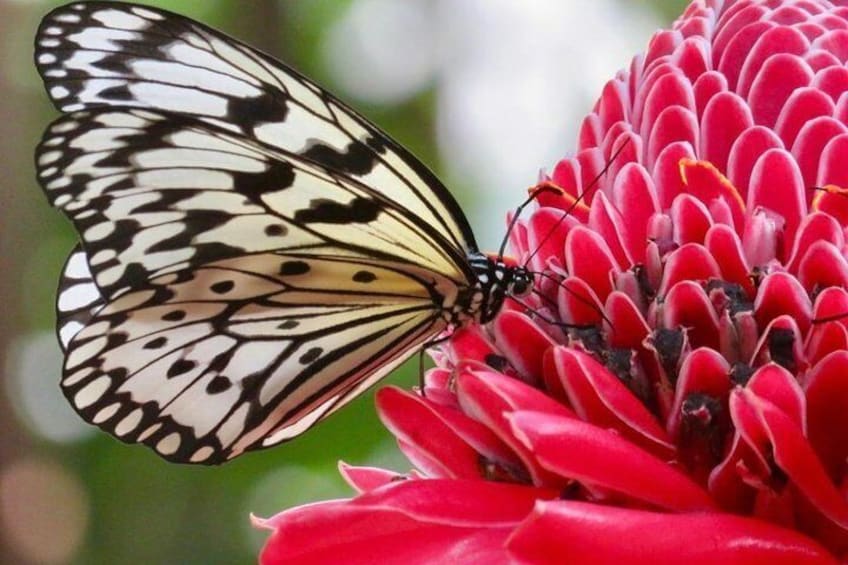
top-left (0, 1), bottom-right (686, 563)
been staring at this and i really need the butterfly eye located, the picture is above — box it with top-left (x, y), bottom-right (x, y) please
top-left (509, 270), bottom-right (534, 298)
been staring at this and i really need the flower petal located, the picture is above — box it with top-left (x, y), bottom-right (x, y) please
top-left (509, 410), bottom-right (713, 511)
top-left (507, 501), bottom-right (836, 564)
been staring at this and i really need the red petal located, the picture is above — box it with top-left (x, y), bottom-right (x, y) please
top-left (792, 117), bottom-right (848, 188)
top-left (705, 224), bottom-right (756, 297)
top-left (647, 106), bottom-right (700, 171)
top-left (493, 311), bottom-right (555, 385)
top-left (609, 162), bottom-right (659, 264)
top-left (456, 370), bottom-right (574, 487)
top-left (659, 243), bottom-right (722, 296)
top-left (654, 141), bottom-right (697, 208)
top-left (701, 91), bottom-right (754, 173)
top-left (718, 20), bottom-right (776, 91)
top-left (775, 87), bottom-right (835, 149)
top-left (785, 212), bottom-right (844, 274)
top-left (564, 226), bottom-right (620, 301)
top-left (812, 65), bottom-right (848, 102)
top-left (663, 280), bottom-right (722, 350)
top-left (557, 276), bottom-right (605, 326)
top-left (257, 479), bottom-right (553, 565)
top-left (748, 53), bottom-right (814, 128)
top-left (509, 411), bottom-right (712, 511)
top-left (670, 194), bottom-right (713, 245)
top-left (550, 347), bottom-right (674, 459)
top-left (805, 351), bottom-right (848, 479)
top-left (734, 388), bottom-right (848, 531)
top-left (693, 71), bottom-right (729, 118)
top-left (739, 26), bottom-right (809, 96)
top-left (727, 125), bottom-right (784, 203)
top-left (667, 347), bottom-right (731, 440)
top-left (754, 272), bottom-right (813, 336)
top-left (376, 387), bottom-right (483, 479)
top-left (338, 463), bottom-right (406, 494)
top-left (507, 501), bottom-right (836, 564)
top-left (798, 241), bottom-right (848, 292)
top-left (746, 148), bottom-right (807, 259)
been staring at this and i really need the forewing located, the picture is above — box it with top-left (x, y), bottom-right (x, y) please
top-left (61, 253), bottom-right (448, 464)
top-left (35, 1), bottom-right (476, 257)
top-left (37, 108), bottom-right (469, 298)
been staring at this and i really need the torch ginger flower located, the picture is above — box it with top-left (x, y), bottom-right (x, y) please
top-left (256, 0), bottom-right (848, 562)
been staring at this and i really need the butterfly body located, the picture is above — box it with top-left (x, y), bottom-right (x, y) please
top-left (35, 1), bottom-right (532, 464)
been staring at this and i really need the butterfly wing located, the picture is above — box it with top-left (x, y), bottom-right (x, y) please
top-left (35, 1), bottom-right (476, 263)
top-left (37, 108), bottom-right (470, 298)
top-left (56, 245), bottom-right (104, 351)
top-left (34, 2), bottom-right (485, 463)
top-left (62, 252), bottom-right (450, 464)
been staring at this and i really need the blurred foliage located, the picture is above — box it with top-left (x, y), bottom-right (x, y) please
top-left (2, 1), bottom-right (679, 563)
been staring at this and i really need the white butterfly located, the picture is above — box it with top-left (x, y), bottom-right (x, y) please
top-left (34, 1), bottom-right (534, 464)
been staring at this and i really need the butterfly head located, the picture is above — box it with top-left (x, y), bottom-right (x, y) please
top-left (465, 253), bottom-right (535, 324)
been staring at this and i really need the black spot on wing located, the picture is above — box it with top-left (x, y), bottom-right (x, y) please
top-left (99, 84), bottom-right (134, 102)
top-left (294, 197), bottom-right (382, 224)
top-left (302, 140), bottom-right (378, 176)
top-left (207, 375), bottom-right (232, 394)
top-left (144, 336), bottom-right (168, 349)
top-left (167, 359), bottom-right (196, 378)
top-left (298, 347), bottom-right (322, 364)
top-left (236, 160), bottom-right (296, 202)
top-left (279, 261), bottom-right (310, 276)
top-left (352, 270), bottom-right (377, 283)
top-left (210, 280), bottom-right (234, 294)
top-left (229, 91), bottom-right (288, 129)
top-left (162, 309), bottom-right (186, 322)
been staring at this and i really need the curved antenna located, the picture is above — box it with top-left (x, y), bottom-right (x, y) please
top-left (497, 184), bottom-right (563, 260)
top-left (523, 138), bottom-right (632, 267)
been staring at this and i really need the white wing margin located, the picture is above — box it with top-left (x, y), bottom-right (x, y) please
top-left (61, 252), bottom-right (449, 464)
top-left (56, 246), bottom-right (105, 351)
top-left (35, 1), bottom-right (476, 259)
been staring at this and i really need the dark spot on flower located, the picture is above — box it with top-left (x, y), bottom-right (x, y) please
top-left (206, 375), bottom-right (232, 394)
top-left (167, 359), bottom-right (196, 378)
top-left (162, 309), bottom-right (186, 322)
top-left (706, 280), bottom-right (753, 315)
top-left (143, 336), bottom-right (167, 349)
top-left (280, 260), bottom-right (310, 276)
top-left (729, 362), bottom-right (754, 387)
top-left (353, 270), bottom-right (377, 283)
top-left (603, 348), bottom-right (652, 408)
top-left (767, 328), bottom-right (796, 372)
top-left (210, 280), bottom-right (234, 294)
top-left (633, 264), bottom-right (655, 299)
top-left (299, 347), bottom-right (322, 364)
top-left (569, 326), bottom-right (606, 355)
top-left (680, 393), bottom-right (725, 463)
top-left (484, 354), bottom-right (509, 372)
top-left (478, 454), bottom-right (530, 484)
top-left (652, 328), bottom-right (684, 382)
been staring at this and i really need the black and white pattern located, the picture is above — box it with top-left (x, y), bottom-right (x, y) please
top-left (34, 1), bottom-right (532, 464)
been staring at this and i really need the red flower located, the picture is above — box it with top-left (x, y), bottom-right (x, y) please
top-left (257, 0), bottom-right (848, 562)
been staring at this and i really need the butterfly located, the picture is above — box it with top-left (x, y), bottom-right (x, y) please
top-left (33, 1), bottom-right (537, 464)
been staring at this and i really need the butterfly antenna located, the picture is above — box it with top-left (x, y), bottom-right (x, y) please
top-left (497, 184), bottom-right (564, 260)
top-left (523, 138), bottom-right (631, 267)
